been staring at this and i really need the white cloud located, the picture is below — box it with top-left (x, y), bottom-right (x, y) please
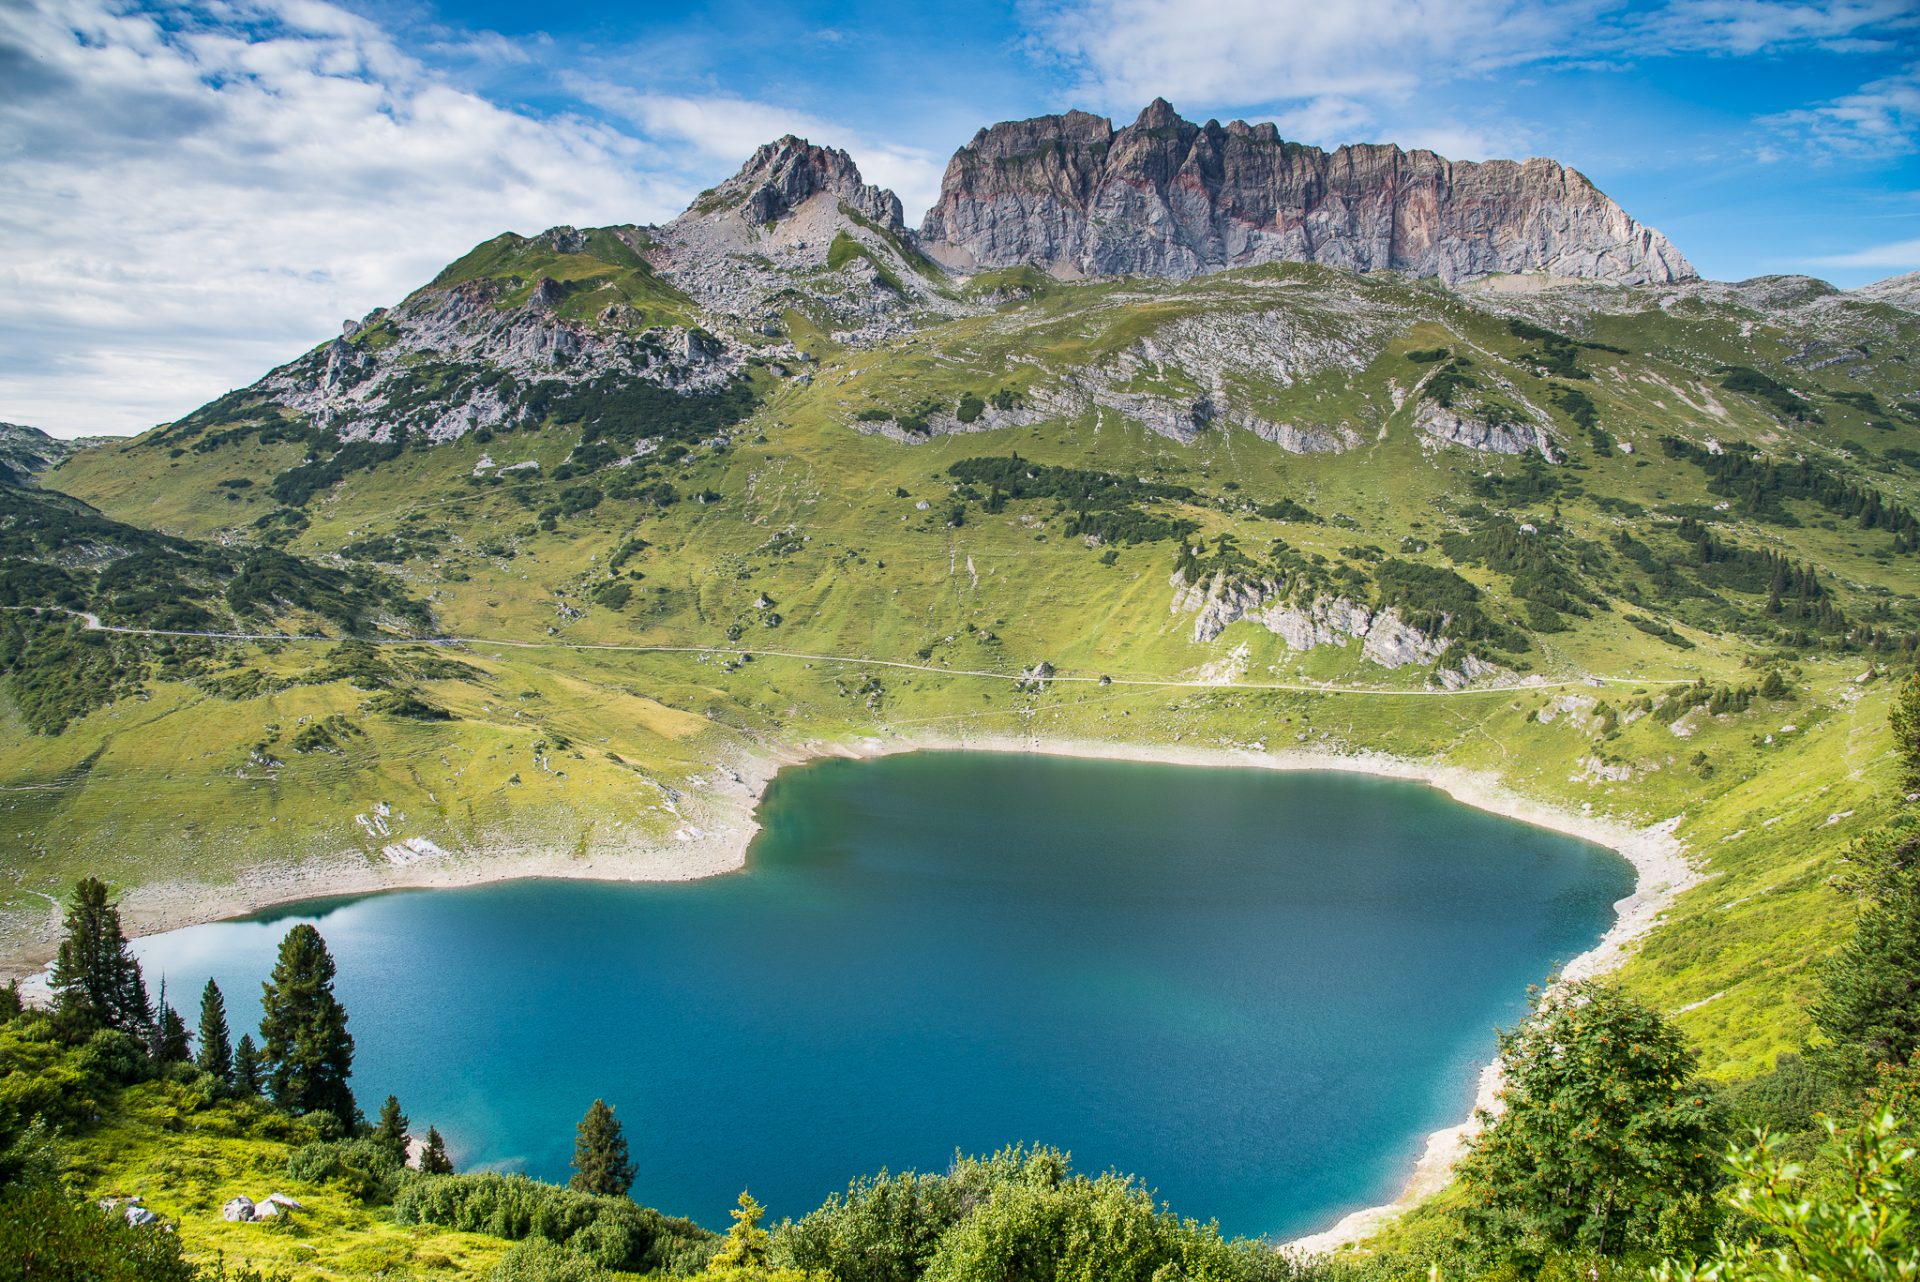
top-left (1639, 0), bottom-right (1920, 55)
top-left (1799, 235), bottom-right (1920, 268)
top-left (1760, 63), bottom-right (1920, 159)
top-left (1023, 0), bottom-right (1586, 113)
top-left (0, 0), bottom-right (687, 438)
top-left (570, 83), bottom-right (948, 222)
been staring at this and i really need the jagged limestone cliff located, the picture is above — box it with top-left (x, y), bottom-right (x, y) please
top-left (919, 99), bottom-right (1694, 285)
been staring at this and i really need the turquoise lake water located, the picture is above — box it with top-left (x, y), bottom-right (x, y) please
top-left (130, 753), bottom-right (1634, 1240)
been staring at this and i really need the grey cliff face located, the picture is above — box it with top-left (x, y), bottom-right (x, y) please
top-left (919, 99), bottom-right (1694, 286)
top-left (689, 135), bottom-right (904, 231)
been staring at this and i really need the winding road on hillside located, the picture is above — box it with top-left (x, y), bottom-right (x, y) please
top-left (9, 606), bottom-right (1693, 696)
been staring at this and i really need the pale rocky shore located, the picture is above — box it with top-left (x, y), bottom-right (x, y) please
top-left (2, 731), bottom-right (1697, 1255)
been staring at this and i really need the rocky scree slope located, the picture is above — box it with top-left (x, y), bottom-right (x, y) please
top-left (918, 99), bottom-right (1694, 286)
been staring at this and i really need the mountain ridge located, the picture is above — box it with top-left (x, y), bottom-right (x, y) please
top-left (915, 98), bottom-right (1694, 285)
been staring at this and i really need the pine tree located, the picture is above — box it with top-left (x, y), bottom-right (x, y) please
top-left (419, 1126), bottom-right (453, 1175)
top-left (0, 980), bottom-right (21, 1021)
top-left (1456, 981), bottom-right (1720, 1263)
top-left (1892, 671), bottom-right (1920, 795)
top-left (149, 982), bottom-right (191, 1063)
top-left (259, 924), bottom-right (356, 1122)
top-left (709, 1192), bottom-right (770, 1271)
top-left (48, 877), bottom-right (152, 1036)
top-left (374, 1095), bottom-right (409, 1161)
top-left (569, 1099), bottom-right (634, 1196)
top-left (232, 1033), bottom-right (263, 1096)
top-left (195, 979), bottom-right (232, 1085)
top-left (1813, 872), bottom-right (1920, 1080)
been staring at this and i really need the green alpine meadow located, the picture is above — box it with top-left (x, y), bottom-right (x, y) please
top-left (3, 5), bottom-right (1920, 1278)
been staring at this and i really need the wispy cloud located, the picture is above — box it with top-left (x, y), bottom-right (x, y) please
top-left (1799, 235), bottom-right (1920, 268)
top-left (0, 0), bottom-right (688, 437)
top-left (567, 82), bottom-right (948, 217)
top-left (1760, 63), bottom-right (1920, 159)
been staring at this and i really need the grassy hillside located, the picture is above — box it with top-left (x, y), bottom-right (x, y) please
top-left (12, 259), bottom-right (1920, 1095)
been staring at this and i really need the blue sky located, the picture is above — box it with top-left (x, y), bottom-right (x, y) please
top-left (1, 0), bottom-right (1916, 436)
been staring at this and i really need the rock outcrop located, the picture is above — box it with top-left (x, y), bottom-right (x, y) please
top-left (688, 135), bottom-right (904, 232)
top-left (919, 99), bottom-right (1694, 286)
top-left (1854, 271), bottom-right (1920, 312)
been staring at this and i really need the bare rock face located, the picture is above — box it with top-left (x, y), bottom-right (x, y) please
top-left (1854, 271), bottom-right (1920, 312)
top-left (689, 135), bottom-right (903, 232)
top-left (920, 99), bottom-right (1693, 286)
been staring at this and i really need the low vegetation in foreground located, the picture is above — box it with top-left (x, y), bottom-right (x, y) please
top-left (5, 677), bottom-right (1920, 1279)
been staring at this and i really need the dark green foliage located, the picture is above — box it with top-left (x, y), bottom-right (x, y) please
top-left (776, 1145), bottom-right (1316, 1282)
top-left (393, 1172), bottom-right (714, 1275)
top-left (947, 456), bottom-right (1195, 508)
top-left (1508, 318), bottom-right (1597, 379)
top-left (1374, 559), bottom-right (1528, 653)
top-left (149, 990), bottom-right (190, 1065)
top-left (569, 1099), bottom-right (633, 1197)
top-left (421, 1125), bottom-right (454, 1175)
top-left (525, 376), bottom-right (757, 458)
top-left (1717, 366), bottom-right (1821, 423)
top-left (1420, 357), bottom-right (1478, 408)
top-left (1813, 856), bottom-right (1920, 1081)
top-left (0, 1176), bottom-right (276, 1282)
top-left (259, 925), bottom-right (356, 1123)
top-left (364, 691), bottom-right (451, 720)
top-left (270, 432), bottom-right (408, 506)
top-left (1661, 436), bottom-right (1918, 549)
top-left (1456, 981), bottom-right (1721, 1264)
top-left (374, 1095), bottom-right (409, 1161)
top-left (776, 1168), bottom-right (964, 1282)
top-left (1469, 458), bottom-right (1570, 504)
top-left (289, 714), bottom-right (362, 754)
top-left (1673, 520), bottom-right (1846, 631)
top-left (233, 1034), bottom-right (263, 1096)
top-left (1893, 672), bottom-right (1920, 795)
top-left (1404, 346), bottom-right (1451, 363)
top-left (1442, 518), bottom-right (1596, 621)
top-left (287, 1136), bottom-right (404, 1204)
top-left (955, 392), bottom-right (986, 423)
top-left (0, 484), bottom-right (425, 731)
top-left (1722, 1052), bottom-right (1841, 1136)
top-left (49, 878), bottom-right (152, 1038)
top-left (592, 581), bottom-right (632, 609)
top-left (1255, 497), bottom-right (1320, 524)
top-left (1550, 384), bottom-right (1600, 432)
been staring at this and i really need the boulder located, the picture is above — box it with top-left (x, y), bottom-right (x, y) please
top-left (222, 1196), bottom-right (256, 1222)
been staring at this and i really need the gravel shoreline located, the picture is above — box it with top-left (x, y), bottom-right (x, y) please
top-left (3, 733), bottom-right (1698, 1252)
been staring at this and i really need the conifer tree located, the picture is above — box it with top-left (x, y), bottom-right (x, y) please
top-left (232, 1033), bottom-right (264, 1096)
top-left (419, 1126), bottom-right (453, 1175)
top-left (1892, 670), bottom-right (1920, 795)
top-left (709, 1192), bottom-right (771, 1271)
top-left (0, 981), bottom-right (20, 1021)
top-left (149, 982), bottom-right (190, 1063)
top-left (259, 924), bottom-right (356, 1121)
top-left (195, 978), bottom-right (232, 1084)
top-left (569, 1099), bottom-right (634, 1196)
top-left (374, 1095), bottom-right (409, 1160)
top-left (48, 877), bottom-right (152, 1036)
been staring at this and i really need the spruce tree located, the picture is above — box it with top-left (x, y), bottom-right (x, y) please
top-left (0, 980), bottom-right (20, 1021)
top-left (48, 877), bottom-right (152, 1036)
top-left (195, 979), bottom-right (232, 1084)
top-left (258, 924), bottom-right (356, 1121)
top-left (569, 1099), bottom-right (634, 1196)
top-left (374, 1095), bottom-right (409, 1160)
top-left (232, 1033), bottom-right (264, 1096)
top-left (419, 1126), bottom-right (453, 1175)
top-left (1892, 670), bottom-right (1920, 795)
top-left (149, 982), bottom-right (191, 1064)
top-left (1813, 873), bottom-right (1920, 1078)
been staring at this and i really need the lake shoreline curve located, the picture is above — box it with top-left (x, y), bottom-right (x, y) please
top-left (5, 731), bottom-right (1698, 1254)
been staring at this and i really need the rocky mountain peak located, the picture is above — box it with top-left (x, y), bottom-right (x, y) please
top-left (919, 101), bottom-right (1695, 286)
top-left (682, 134), bottom-right (904, 231)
